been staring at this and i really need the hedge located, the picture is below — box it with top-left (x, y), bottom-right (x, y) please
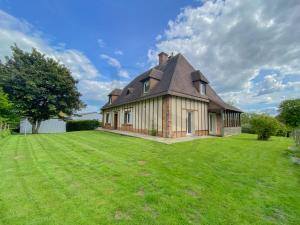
top-left (66, 120), bottom-right (100, 132)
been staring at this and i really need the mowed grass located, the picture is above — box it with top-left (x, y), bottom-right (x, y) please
top-left (0, 132), bottom-right (300, 225)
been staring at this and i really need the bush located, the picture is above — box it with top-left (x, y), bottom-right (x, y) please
top-left (66, 120), bottom-right (100, 132)
top-left (275, 122), bottom-right (288, 137)
top-left (241, 123), bottom-right (255, 134)
top-left (250, 115), bottom-right (279, 140)
top-left (149, 129), bottom-right (157, 136)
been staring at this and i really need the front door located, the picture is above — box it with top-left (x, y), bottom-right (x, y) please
top-left (114, 113), bottom-right (118, 129)
top-left (209, 113), bottom-right (217, 135)
top-left (187, 111), bottom-right (192, 134)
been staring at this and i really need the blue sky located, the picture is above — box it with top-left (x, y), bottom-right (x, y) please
top-left (0, 0), bottom-right (299, 114)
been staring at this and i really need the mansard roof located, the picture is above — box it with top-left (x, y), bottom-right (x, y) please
top-left (102, 53), bottom-right (242, 112)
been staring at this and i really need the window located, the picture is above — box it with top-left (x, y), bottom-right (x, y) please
top-left (105, 113), bottom-right (110, 123)
top-left (143, 80), bottom-right (150, 93)
top-left (200, 82), bottom-right (206, 95)
top-left (108, 96), bottom-right (112, 104)
top-left (124, 111), bottom-right (131, 124)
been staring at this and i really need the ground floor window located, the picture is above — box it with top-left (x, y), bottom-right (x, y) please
top-left (106, 113), bottom-right (110, 123)
top-left (124, 111), bottom-right (131, 124)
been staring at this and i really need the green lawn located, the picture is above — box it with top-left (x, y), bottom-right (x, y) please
top-left (0, 132), bottom-right (299, 225)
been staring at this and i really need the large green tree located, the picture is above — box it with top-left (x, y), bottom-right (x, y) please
top-left (0, 88), bottom-right (13, 122)
top-left (278, 99), bottom-right (300, 128)
top-left (1, 46), bottom-right (84, 133)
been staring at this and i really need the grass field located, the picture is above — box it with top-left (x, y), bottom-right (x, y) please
top-left (0, 131), bottom-right (299, 225)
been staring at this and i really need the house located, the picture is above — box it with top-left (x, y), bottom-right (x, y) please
top-left (20, 118), bottom-right (66, 134)
top-left (70, 112), bottom-right (101, 121)
top-left (101, 52), bottom-right (242, 138)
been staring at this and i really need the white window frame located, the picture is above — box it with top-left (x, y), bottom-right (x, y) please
top-left (143, 80), bottom-right (150, 93)
top-left (124, 111), bottom-right (131, 124)
top-left (200, 82), bottom-right (206, 95)
top-left (108, 96), bottom-right (112, 104)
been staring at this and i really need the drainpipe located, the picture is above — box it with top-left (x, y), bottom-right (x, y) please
top-left (221, 110), bottom-right (225, 137)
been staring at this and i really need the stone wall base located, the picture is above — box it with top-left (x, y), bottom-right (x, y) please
top-left (223, 127), bottom-right (241, 136)
top-left (171, 130), bottom-right (209, 138)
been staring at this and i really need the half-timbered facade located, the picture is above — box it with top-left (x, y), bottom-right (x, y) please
top-left (101, 52), bottom-right (242, 138)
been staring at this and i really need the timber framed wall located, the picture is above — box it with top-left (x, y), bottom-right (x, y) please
top-left (102, 95), bottom-right (210, 138)
top-left (169, 96), bottom-right (209, 137)
top-left (102, 96), bottom-right (164, 136)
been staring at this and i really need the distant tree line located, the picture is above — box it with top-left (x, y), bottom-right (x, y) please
top-left (241, 99), bottom-right (300, 140)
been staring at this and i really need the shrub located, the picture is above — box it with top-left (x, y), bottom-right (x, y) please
top-left (241, 123), bottom-right (255, 134)
top-left (250, 115), bottom-right (279, 140)
top-left (275, 122), bottom-right (288, 137)
top-left (66, 120), bottom-right (100, 132)
top-left (149, 129), bottom-right (157, 136)
top-left (241, 113), bottom-right (259, 134)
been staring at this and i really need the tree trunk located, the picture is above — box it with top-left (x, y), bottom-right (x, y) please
top-left (31, 120), bottom-right (42, 134)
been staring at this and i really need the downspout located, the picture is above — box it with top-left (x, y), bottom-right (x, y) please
top-left (221, 110), bottom-right (225, 137)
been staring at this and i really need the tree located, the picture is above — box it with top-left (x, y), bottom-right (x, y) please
top-left (250, 115), bottom-right (279, 140)
top-left (1, 45), bottom-right (84, 133)
top-left (277, 99), bottom-right (300, 128)
top-left (0, 88), bottom-right (13, 122)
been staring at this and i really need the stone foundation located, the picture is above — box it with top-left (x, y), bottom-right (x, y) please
top-left (223, 127), bottom-right (241, 136)
top-left (104, 123), bottom-right (111, 129)
top-left (171, 130), bottom-right (209, 138)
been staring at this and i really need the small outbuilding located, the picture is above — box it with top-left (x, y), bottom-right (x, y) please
top-left (20, 118), bottom-right (66, 134)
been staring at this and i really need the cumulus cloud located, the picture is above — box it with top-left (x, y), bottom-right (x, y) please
top-left (100, 54), bottom-right (121, 68)
top-left (0, 10), bottom-right (100, 80)
top-left (100, 54), bottom-right (129, 78)
top-left (0, 9), bottom-right (118, 111)
top-left (78, 80), bottom-right (126, 101)
top-left (149, 0), bottom-right (300, 112)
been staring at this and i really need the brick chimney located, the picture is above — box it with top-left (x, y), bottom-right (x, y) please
top-left (158, 52), bottom-right (168, 65)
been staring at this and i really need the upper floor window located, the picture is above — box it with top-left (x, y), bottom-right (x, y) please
top-left (143, 80), bottom-right (150, 93)
top-left (124, 111), bottom-right (131, 124)
top-left (200, 82), bottom-right (206, 95)
top-left (108, 96), bottom-right (112, 104)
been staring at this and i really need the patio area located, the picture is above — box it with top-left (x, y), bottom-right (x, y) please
top-left (96, 127), bottom-right (213, 144)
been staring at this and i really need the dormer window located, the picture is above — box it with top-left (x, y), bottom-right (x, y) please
top-left (200, 82), bottom-right (206, 95)
top-left (108, 96), bottom-right (112, 104)
top-left (143, 80), bottom-right (150, 93)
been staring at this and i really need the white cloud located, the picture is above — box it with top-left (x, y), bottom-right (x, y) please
top-left (78, 80), bottom-right (126, 101)
top-left (0, 10), bottom-right (101, 80)
top-left (100, 54), bottom-right (129, 78)
top-left (100, 54), bottom-right (121, 68)
top-left (97, 38), bottom-right (105, 48)
top-left (114, 49), bottom-right (123, 55)
top-left (118, 69), bottom-right (129, 78)
top-left (0, 9), bottom-right (119, 112)
top-left (149, 0), bottom-right (300, 112)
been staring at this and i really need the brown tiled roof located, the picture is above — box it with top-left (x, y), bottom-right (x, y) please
top-left (191, 70), bottom-right (209, 83)
top-left (109, 88), bottom-right (122, 96)
top-left (102, 53), bottom-right (242, 112)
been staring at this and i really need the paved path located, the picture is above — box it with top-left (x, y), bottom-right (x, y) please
top-left (96, 127), bottom-right (213, 144)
